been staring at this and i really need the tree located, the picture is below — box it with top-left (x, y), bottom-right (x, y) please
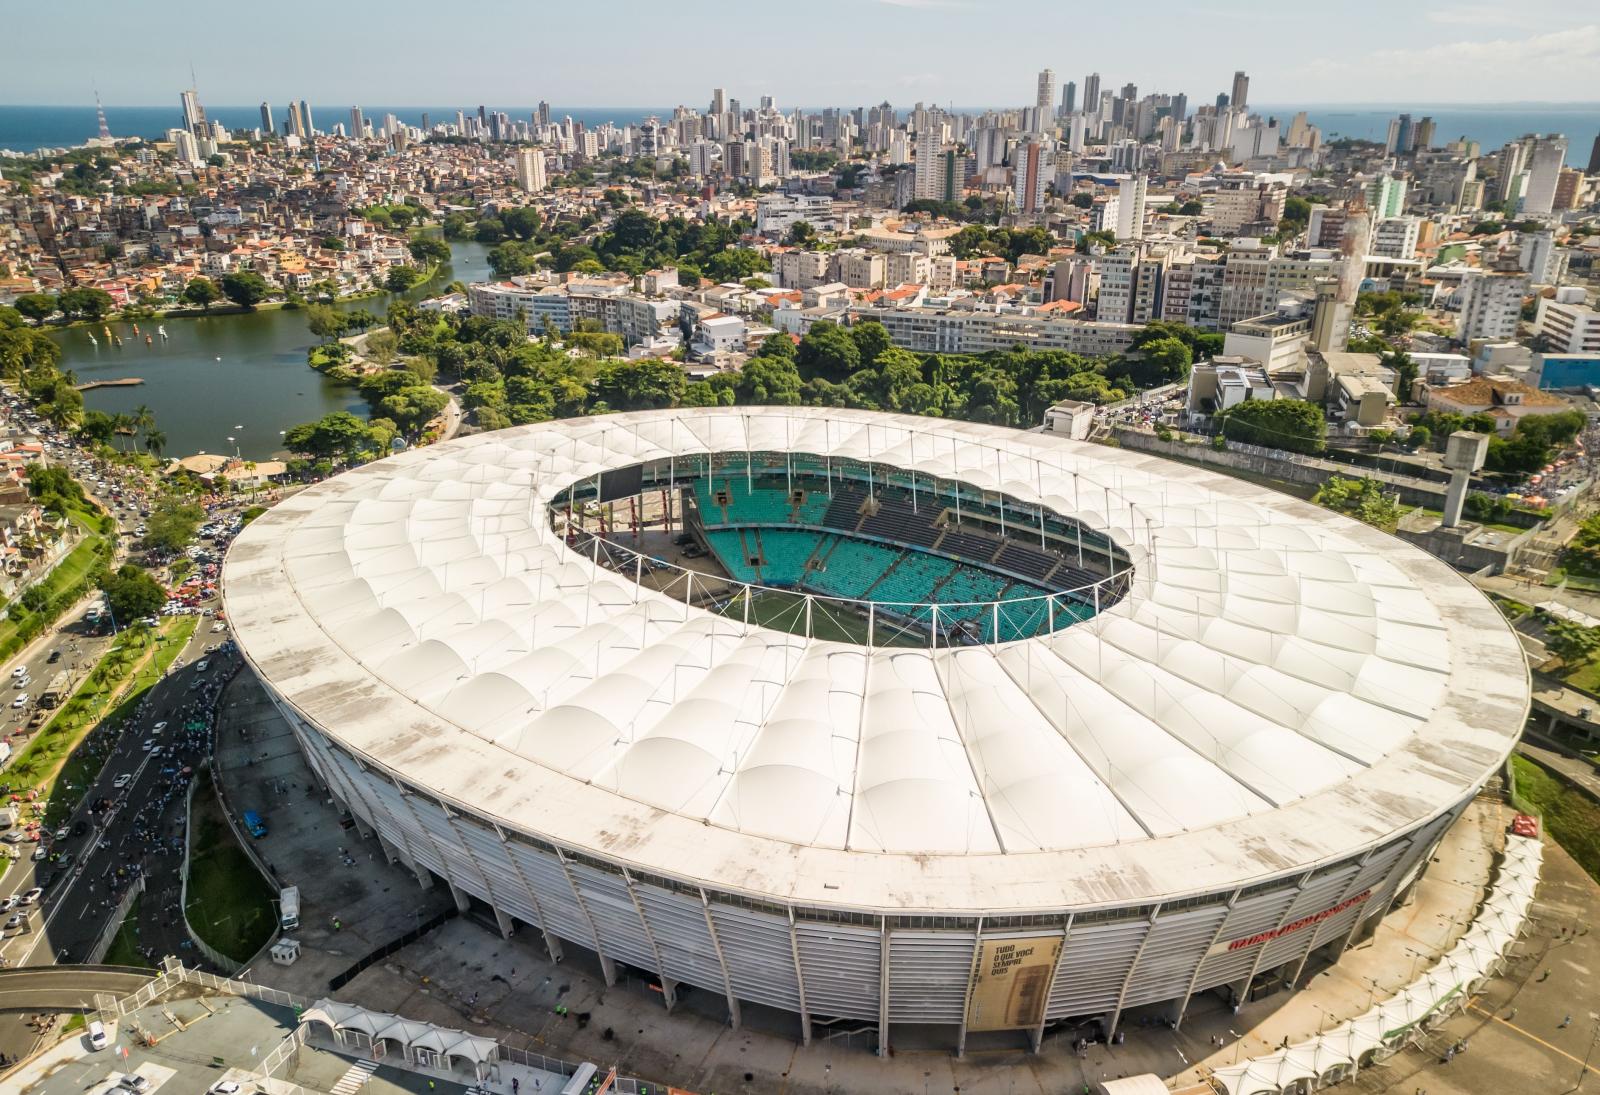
top-left (143, 428), bottom-right (167, 459)
top-left (363, 330), bottom-right (400, 365)
top-left (850, 321), bottom-right (892, 370)
top-left (181, 277), bottom-right (221, 311)
top-left (501, 207), bottom-right (543, 241)
top-left (796, 321), bottom-right (861, 384)
top-left (220, 271), bottom-right (271, 309)
top-left (786, 220), bottom-right (817, 247)
top-left (99, 565), bottom-right (167, 623)
top-left (284, 411), bottom-right (377, 460)
top-left (1125, 336), bottom-right (1192, 387)
top-left (1315, 475), bottom-right (1403, 532)
top-left (385, 266), bottom-right (425, 292)
top-left (142, 497), bottom-right (204, 552)
top-left (736, 354), bottom-right (803, 405)
top-left (13, 293), bottom-right (56, 325)
top-left (1546, 619), bottom-right (1600, 667)
top-left (1383, 351), bottom-right (1419, 401)
top-left (1218, 398), bottom-right (1327, 454)
top-left (1179, 199), bottom-right (1204, 216)
top-left (593, 358), bottom-right (686, 411)
top-left (407, 237), bottom-right (450, 265)
top-left (378, 386), bottom-right (450, 433)
top-left (305, 303), bottom-right (349, 342)
top-left (58, 286), bottom-right (115, 321)
top-left (702, 248), bottom-right (770, 283)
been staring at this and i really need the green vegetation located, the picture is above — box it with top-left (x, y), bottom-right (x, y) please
top-left (483, 206), bottom-right (765, 280)
top-left (141, 497), bottom-right (204, 553)
top-left (63, 1013), bottom-right (86, 1033)
top-left (1406, 408), bottom-right (1584, 475)
top-left (1313, 475), bottom-right (1404, 532)
top-left (1510, 756), bottom-right (1600, 884)
top-left (1218, 398), bottom-right (1327, 454)
top-left (219, 271), bottom-right (271, 309)
top-left (0, 469), bottom-right (114, 661)
top-left (1562, 514), bottom-right (1600, 580)
top-left (103, 897), bottom-right (149, 967)
top-left (0, 617), bottom-right (190, 815)
top-left (185, 771), bottom-right (278, 963)
top-left (98, 564), bottom-right (168, 621)
top-left (46, 617), bottom-right (196, 825)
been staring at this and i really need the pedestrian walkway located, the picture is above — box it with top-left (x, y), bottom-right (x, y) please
top-left (330, 1058), bottom-right (379, 1095)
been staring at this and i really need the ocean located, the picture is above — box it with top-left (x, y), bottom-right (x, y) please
top-left (1, 101), bottom-right (1595, 165)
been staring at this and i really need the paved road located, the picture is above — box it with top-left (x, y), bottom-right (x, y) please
top-left (0, 965), bottom-right (151, 1009)
top-left (1518, 737), bottom-right (1600, 799)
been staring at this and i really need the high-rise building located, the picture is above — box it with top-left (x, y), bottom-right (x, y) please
top-left (1013, 139), bottom-right (1054, 214)
top-left (287, 101), bottom-right (305, 140)
top-left (299, 100), bottom-right (315, 136)
top-left (1034, 69), bottom-right (1055, 131)
top-left (1589, 134), bottom-right (1600, 175)
top-left (421, 112), bottom-right (430, 132)
top-left (515, 148), bottom-right (547, 192)
top-left (1457, 266), bottom-right (1531, 341)
top-left (1116, 175), bottom-right (1147, 241)
top-left (259, 102), bottom-right (275, 136)
top-left (537, 101), bottom-right (550, 128)
top-left (913, 124), bottom-right (945, 201)
top-left (1083, 73), bottom-right (1101, 117)
top-left (350, 106), bottom-right (365, 138)
top-left (1522, 135), bottom-right (1569, 216)
top-left (180, 87), bottom-right (206, 138)
top-left (1414, 116), bottom-right (1436, 151)
top-left (1060, 80), bottom-right (1076, 117)
top-left (168, 127), bottom-right (202, 167)
top-left (1497, 140), bottom-right (1529, 204)
top-left (1230, 70), bottom-right (1249, 110)
top-left (710, 88), bottom-right (727, 116)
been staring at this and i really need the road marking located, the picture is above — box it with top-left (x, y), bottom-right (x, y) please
top-left (1467, 1003), bottom-right (1600, 1076)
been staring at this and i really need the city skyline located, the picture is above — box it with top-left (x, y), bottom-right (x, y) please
top-left (5, 0), bottom-right (1599, 106)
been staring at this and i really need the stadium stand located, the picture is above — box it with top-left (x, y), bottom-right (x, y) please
top-left (757, 530), bottom-right (825, 586)
top-left (704, 530), bottom-right (761, 583)
top-left (867, 551), bottom-right (956, 606)
top-left (806, 539), bottom-right (906, 600)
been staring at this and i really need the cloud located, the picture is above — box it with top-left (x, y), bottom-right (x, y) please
top-left (1425, 4), bottom-right (1523, 25)
top-left (1376, 23), bottom-right (1600, 67)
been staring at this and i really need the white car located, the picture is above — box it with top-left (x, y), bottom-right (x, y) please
top-left (10, 666), bottom-right (26, 679)
top-left (12, 676), bottom-right (29, 689)
top-left (88, 1020), bottom-right (108, 1050)
top-left (4, 911), bottom-right (25, 930)
top-left (11, 694), bottom-right (27, 709)
top-left (118, 1074), bottom-right (150, 1093)
top-left (195, 661), bottom-right (209, 672)
top-left (152, 721), bottom-right (168, 733)
top-left (18, 887), bottom-right (40, 904)
top-left (140, 740), bottom-right (154, 751)
top-left (113, 773), bottom-right (132, 789)
top-left (207, 1083), bottom-right (241, 1095)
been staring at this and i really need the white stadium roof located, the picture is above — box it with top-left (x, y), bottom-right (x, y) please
top-left (223, 408), bottom-right (1528, 914)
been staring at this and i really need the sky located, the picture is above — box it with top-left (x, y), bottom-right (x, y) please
top-left (4, 0), bottom-right (1599, 107)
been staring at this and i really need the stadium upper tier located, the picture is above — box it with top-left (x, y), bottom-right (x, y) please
top-left (222, 408), bottom-right (1528, 917)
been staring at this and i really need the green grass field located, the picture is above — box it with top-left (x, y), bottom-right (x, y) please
top-left (1511, 755), bottom-right (1600, 884)
top-left (185, 772), bottom-right (278, 963)
top-left (101, 896), bottom-right (150, 968)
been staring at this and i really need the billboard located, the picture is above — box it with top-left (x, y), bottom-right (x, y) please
top-left (964, 934), bottom-right (1062, 1031)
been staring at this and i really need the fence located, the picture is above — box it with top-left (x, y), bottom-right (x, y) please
top-left (327, 906), bottom-right (459, 990)
top-left (178, 772), bottom-right (246, 974)
top-left (86, 874), bottom-right (146, 965)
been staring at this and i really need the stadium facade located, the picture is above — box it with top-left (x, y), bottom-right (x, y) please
top-left (222, 408), bottom-right (1528, 1054)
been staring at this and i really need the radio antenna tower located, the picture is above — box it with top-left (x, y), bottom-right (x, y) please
top-left (94, 88), bottom-right (112, 140)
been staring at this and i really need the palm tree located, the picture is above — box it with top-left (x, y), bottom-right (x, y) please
top-left (112, 413), bottom-right (136, 452)
top-left (143, 429), bottom-right (166, 460)
top-left (132, 404), bottom-right (156, 436)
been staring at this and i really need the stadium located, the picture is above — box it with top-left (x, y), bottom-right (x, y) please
top-left (221, 407), bottom-right (1528, 1054)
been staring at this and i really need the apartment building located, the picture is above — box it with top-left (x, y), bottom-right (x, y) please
top-left (849, 304), bottom-right (1140, 356)
top-left (773, 250), bottom-right (830, 290)
top-left (755, 194), bottom-right (836, 237)
top-left (1456, 268), bottom-right (1530, 342)
top-left (1535, 293), bottom-right (1600, 355)
top-left (1371, 217), bottom-right (1420, 261)
top-left (1217, 246), bottom-right (1339, 329)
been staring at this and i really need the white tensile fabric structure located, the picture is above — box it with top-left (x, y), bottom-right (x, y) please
top-left (224, 407), bottom-right (1526, 917)
top-left (1206, 834), bottom-right (1542, 1095)
top-left (301, 999), bottom-right (499, 1072)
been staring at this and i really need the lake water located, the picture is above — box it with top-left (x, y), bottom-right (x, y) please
top-left (48, 238), bottom-right (493, 461)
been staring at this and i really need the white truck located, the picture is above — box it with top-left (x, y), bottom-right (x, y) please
top-left (279, 886), bottom-right (300, 931)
